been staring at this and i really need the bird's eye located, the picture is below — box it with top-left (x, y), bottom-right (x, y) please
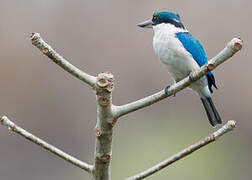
top-left (152, 15), bottom-right (157, 21)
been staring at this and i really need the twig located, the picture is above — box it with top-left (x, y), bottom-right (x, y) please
top-left (0, 116), bottom-right (94, 173)
top-left (126, 120), bottom-right (236, 180)
top-left (30, 33), bottom-right (96, 87)
top-left (113, 38), bottom-right (243, 118)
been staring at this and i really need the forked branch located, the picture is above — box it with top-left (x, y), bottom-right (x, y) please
top-left (0, 33), bottom-right (242, 180)
top-left (126, 120), bottom-right (236, 180)
top-left (0, 116), bottom-right (94, 173)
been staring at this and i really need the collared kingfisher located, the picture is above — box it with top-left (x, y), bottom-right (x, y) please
top-left (137, 11), bottom-right (222, 127)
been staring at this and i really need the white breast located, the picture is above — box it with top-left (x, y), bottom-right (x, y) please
top-left (153, 23), bottom-right (210, 97)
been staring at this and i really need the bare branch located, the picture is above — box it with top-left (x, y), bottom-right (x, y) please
top-left (0, 116), bottom-right (94, 173)
top-left (31, 33), bottom-right (96, 87)
top-left (126, 120), bottom-right (236, 180)
top-left (113, 38), bottom-right (243, 118)
top-left (93, 72), bottom-right (115, 180)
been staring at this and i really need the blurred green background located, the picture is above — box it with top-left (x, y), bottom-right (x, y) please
top-left (0, 0), bottom-right (250, 179)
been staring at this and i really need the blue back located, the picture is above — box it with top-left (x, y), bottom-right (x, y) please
top-left (176, 32), bottom-right (217, 93)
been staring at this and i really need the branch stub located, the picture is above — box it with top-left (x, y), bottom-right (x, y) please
top-left (96, 153), bottom-right (111, 163)
top-left (207, 63), bottom-right (215, 71)
top-left (228, 120), bottom-right (236, 128)
top-left (96, 72), bottom-right (114, 92)
top-left (30, 32), bottom-right (40, 43)
top-left (228, 38), bottom-right (243, 52)
top-left (94, 128), bottom-right (102, 137)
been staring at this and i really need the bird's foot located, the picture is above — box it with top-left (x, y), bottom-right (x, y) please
top-left (164, 85), bottom-right (176, 97)
top-left (164, 85), bottom-right (170, 95)
top-left (189, 72), bottom-right (194, 81)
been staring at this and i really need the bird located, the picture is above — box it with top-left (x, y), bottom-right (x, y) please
top-left (137, 11), bottom-right (222, 127)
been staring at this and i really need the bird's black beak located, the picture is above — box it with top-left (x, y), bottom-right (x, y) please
top-left (137, 19), bottom-right (154, 28)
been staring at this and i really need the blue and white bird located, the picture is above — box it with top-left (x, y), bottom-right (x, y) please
top-left (138, 11), bottom-right (222, 127)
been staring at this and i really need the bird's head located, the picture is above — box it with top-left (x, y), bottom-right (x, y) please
top-left (137, 11), bottom-right (184, 29)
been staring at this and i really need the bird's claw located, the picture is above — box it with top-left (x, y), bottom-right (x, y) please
top-left (189, 72), bottom-right (194, 81)
top-left (164, 85), bottom-right (176, 96)
top-left (164, 85), bottom-right (170, 95)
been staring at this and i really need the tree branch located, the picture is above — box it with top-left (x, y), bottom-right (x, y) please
top-left (93, 72), bottom-right (115, 180)
top-left (126, 120), bottom-right (236, 180)
top-left (0, 116), bottom-right (94, 173)
top-left (30, 33), bottom-right (97, 87)
top-left (113, 38), bottom-right (243, 118)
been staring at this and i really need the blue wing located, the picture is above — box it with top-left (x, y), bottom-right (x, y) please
top-left (176, 32), bottom-right (217, 93)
